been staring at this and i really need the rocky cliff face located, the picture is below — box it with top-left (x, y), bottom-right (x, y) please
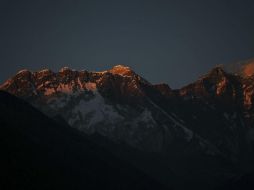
top-left (1, 64), bottom-right (254, 162)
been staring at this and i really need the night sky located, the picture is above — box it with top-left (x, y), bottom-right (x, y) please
top-left (1, 0), bottom-right (254, 88)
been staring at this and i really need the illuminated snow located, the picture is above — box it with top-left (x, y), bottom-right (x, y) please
top-left (69, 91), bottom-right (123, 128)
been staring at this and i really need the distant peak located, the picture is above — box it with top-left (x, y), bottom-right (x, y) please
top-left (153, 83), bottom-right (172, 96)
top-left (38, 69), bottom-right (52, 73)
top-left (17, 69), bottom-right (31, 75)
top-left (113, 64), bottom-right (130, 68)
top-left (109, 65), bottom-right (134, 76)
top-left (59, 67), bottom-right (73, 73)
top-left (210, 66), bottom-right (225, 74)
top-left (224, 58), bottom-right (254, 78)
top-left (200, 66), bottom-right (227, 80)
top-left (111, 65), bottom-right (131, 71)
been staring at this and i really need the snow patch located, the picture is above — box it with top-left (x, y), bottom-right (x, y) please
top-left (17, 69), bottom-right (30, 74)
top-left (38, 69), bottom-right (51, 74)
top-left (59, 67), bottom-right (72, 72)
top-left (146, 97), bottom-right (194, 141)
top-left (69, 91), bottom-right (123, 128)
top-left (133, 109), bottom-right (156, 128)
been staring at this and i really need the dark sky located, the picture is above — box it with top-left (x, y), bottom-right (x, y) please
top-left (1, 0), bottom-right (254, 88)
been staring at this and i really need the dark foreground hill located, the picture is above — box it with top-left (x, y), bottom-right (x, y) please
top-left (0, 91), bottom-right (168, 190)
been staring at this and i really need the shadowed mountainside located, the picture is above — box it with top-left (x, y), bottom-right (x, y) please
top-left (0, 91), bottom-right (168, 190)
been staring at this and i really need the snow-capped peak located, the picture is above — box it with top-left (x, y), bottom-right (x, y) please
top-left (109, 65), bottom-right (134, 77)
top-left (59, 67), bottom-right (73, 73)
top-left (17, 69), bottom-right (31, 75)
top-left (38, 69), bottom-right (52, 74)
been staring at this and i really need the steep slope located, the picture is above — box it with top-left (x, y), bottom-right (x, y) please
top-left (0, 90), bottom-right (168, 190)
top-left (174, 67), bottom-right (249, 162)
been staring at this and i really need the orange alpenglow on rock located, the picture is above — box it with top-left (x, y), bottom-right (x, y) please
top-left (109, 65), bottom-right (135, 77)
top-left (242, 63), bottom-right (254, 77)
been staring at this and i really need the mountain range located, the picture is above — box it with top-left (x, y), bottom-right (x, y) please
top-left (1, 62), bottom-right (254, 189)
